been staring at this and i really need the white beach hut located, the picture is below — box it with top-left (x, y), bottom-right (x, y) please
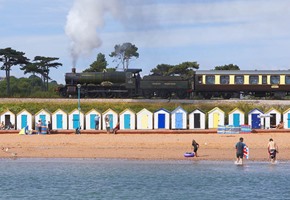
top-left (68, 109), bottom-right (84, 130)
top-left (35, 109), bottom-right (51, 126)
top-left (188, 109), bottom-right (206, 129)
top-left (102, 109), bottom-right (118, 131)
top-left (85, 109), bottom-right (102, 130)
top-left (154, 108), bottom-right (170, 129)
top-left (0, 109), bottom-right (16, 129)
top-left (119, 108), bottom-right (135, 130)
top-left (171, 106), bottom-right (187, 129)
top-left (283, 108), bottom-right (290, 129)
top-left (208, 107), bottom-right (225, 129)
top-left (228, 108), bottom-right (245, 127)
top-left (52, 109), bottom-right (68, 130)
top-left (264, 108), bottom-right (281, 129)
top-left (248, 108), bottom-right (263, 129)
top-left (136, 108), bottom-right (153, 130)
top-left (16, 109), bottom-right (33, 130)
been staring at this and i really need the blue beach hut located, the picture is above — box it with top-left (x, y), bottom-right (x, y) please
top-left (16, 109), bottom-right (33, 130)
top-left (85, 109), bottom-right (101, 130)
top-left (248, 108), bottom-right (263, 129)
top-left (154, 108), bottom-right (170, 129)
top-left (35, 109), bottom-right (51, 126)
top-left (171, 106), bottom-right (187, 129)
top-left (228, 108), bottom-right (245, 127)
top-left (136, 108), bottom-right (153, 130)
top-left (120, 108), bottom-right (135, 130)
top-left (68, 109), bottom-right (84, 130)
top-left (52, 109), bottom-right (68, 130)
top-left (102, 109), bottom-right (118, 131)
top-left (283, 108), bottom-right (290, 129)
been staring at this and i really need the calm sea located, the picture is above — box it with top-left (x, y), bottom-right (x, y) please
top-left (0, 159), bottom-right (289, 200)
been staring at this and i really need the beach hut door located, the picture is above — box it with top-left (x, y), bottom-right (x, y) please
top-left (124, 114), bottom-right (131, 129)
top-left (194, 113), bottom-right (201, 128)
top-left (270, 114), bottom-right (276, 128)
top-left (213, 113), bottom-right (219, 128)
top-left (73, 114), bottom-right (79, 129)
top-left (90, 114), bottom-right (96, 129)
top-left (4, 115), bottom-right (10, 127)
top-left (175, 113), bottom-right (183, 129)
top-left (251, 114), bottom-right (261, 129)
top-left (233, 113), bottom-right (240, 127)
top-left (158, 113), bottom-right (165, 129)
top-left (56, 114), bottom-right (63, 129)
top-left (141, 114), bottom-right (148, 129)
top-left (21, 115), bottom-right (27, 129)
top-left (40, 115), bottom-right (46, 126)
top-left (288, 113), bottom-right (290, 128)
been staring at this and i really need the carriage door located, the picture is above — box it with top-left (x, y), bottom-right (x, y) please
top-left (90, 114), bottom-right (96, 129)
top-left (175, 113), bottom-right (183, 129)
top-left (21, 115), bottom-right (27, 129)
top-left (251, 114), bottom-right (261, 129)
top-left (73, 114), bottom-right (79, 129)
top-left (270, 114), bottom-right (276, 128)
top-left (141, 114), bottom-right (148, 129)
top-left (124, 114), bottom-right (131, 129)
top-left (194, 113), bottom-right (201, 129)
top-left (213, 113), bottom-right (219, 128)
top-left (233, 113), bottom-right (240, 127)
top-left (158, 113), bottom-right (165, 129)
top-left (56, 114), bottom-right (63, 129)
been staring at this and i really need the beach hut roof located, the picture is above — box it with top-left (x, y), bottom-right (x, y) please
top-left (171, 106), bottom-right (187, 114)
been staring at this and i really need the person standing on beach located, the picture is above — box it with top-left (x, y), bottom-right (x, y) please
top-left (105, 115), bottom-right (110, 134)
top-left (192, 139), bottom-right (199, 157)
top-left (94, 114), bottom-right (100, 130)
top-left (268, 138), bottom-right (279, 163)
top-left (235, 137), bottom-right (246, 164)
top-left (37, 120), bottom-right (42, 135)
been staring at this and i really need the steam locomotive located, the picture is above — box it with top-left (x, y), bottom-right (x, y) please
top-left (57, 68), bottom-right (290, 99)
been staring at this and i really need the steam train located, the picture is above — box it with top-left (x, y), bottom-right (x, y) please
top-left (57, 68), bottom-right (290, 99)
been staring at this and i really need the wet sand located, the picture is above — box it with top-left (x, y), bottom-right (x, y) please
top-left (0, 133), bottom-right (289, 161)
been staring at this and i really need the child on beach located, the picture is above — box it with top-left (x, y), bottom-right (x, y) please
top-left (192, 139), bottom-right (199, 157)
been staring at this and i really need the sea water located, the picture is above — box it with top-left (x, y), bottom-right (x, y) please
top-left (0, 159), bottom-right (289, 200)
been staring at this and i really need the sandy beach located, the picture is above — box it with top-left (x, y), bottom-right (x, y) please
top-left (1, 132), bottom-right (289, 161)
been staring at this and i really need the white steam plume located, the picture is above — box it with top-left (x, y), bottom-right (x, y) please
top-left (65, 0), bottom-right (122, 67)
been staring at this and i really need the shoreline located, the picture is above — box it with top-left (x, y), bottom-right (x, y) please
top-left (1, 133), bottom-right (289, 161)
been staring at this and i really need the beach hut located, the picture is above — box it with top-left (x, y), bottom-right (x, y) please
top-left (283, 108), bottom-right (290, 129)
top-left (68, 109), bottom-right (84, 130)
top-left (35, 109), bottom-right (51, 126)
top-left (119, 108), bottom-right (135, 130)
top-left (171, 106), bottom-right (187, 129)
top-left (248, 108), bottom-right (263, 129)
top-left (228, 108), bottom-right (245, 127)
top-left (85, 109), bottom-right (102, 130)
top-left (0, 109), bottom-right (16, 130)
top-left (264, 108), bottom-right (281, 129)
top-left (208, 107), bottom-right (225, 129)
top-left (154, 108), bottom-right (170, 129)
top-left (188, 109), bottom-right (206, 129)
top-left (16, 109), bottom-right (33, 130)
top-left (102, 109), bottom-right (118, 131)
top-left (136, 108), bottom-right (153, 130)
top-left (52, 109), bottom-right (68, 130)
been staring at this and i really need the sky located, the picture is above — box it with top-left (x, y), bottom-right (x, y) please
top-left (0, 0), bottom-right (290, 84)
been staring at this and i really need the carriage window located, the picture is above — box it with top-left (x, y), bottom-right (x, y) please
top-left (249, 75), bottom-right (259, 84)
top-left (286, 76), bottom-right (290, 84)
top-left (262, 76), bottom-right (267, 84)
top-left (220, 75), bottom-right (229, 84)
top-left (235, 76), bottom-right (244, 84)
top-left (205, 75), bottom-right (215, 84)
top-left (270, 75), bottom-right (280, 84)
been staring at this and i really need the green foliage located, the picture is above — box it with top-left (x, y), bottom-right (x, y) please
top-left (109, 42), bottom-right (139, 70)
top-left (84, 53), bottom-right (108, 72)
top-left (214, 64), bottom-right (240, 70)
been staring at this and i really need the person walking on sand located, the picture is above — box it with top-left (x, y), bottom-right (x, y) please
top-left (268, 138), bottom-right (279, 163)
top-left (192, 139), bottom-right (199, 157)
top-left (235, 137), bottom-right (246, 164)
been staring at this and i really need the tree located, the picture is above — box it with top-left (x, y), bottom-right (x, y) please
top-left (150, 64), bottom-right (173, 76)
top-left (109, 42), bottom-right (139, 70)
top-left (21, 56), bottom-right (62, 91)
top-left (0, 47), bottom-right (29, 96)
top-left (214, 64), bottom-right (240, 70)
top-left (83, 53), bottom-right (108, 72)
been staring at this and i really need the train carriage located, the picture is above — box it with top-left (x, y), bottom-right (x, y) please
top-left (195, 70), bottom-right (290, 99)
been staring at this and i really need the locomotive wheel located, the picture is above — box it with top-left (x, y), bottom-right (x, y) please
top-left (143, 90), bottom-right (153, 99)
top-left (177, 91), bottom-right (187, 99)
